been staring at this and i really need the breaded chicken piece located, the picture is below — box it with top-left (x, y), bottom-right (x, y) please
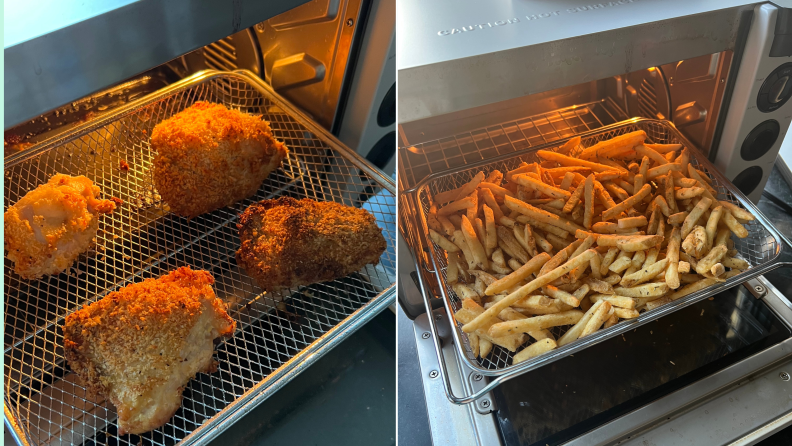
top-left (63, 267), bottom-right (235, 435)
top-left (4, 174), bottom-right (116, 279)
top-left (236, 197), bottom-right (387, 291)
top-left (151, 102), bottom-right (288, 218)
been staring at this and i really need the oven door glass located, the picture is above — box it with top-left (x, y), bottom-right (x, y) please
top-left (492, 284), bottom-right (791, 446)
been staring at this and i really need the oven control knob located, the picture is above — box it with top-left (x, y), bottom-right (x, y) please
top-left (740, 119), bottom-right (780, 161)
top-left (758, 63), bottom-right (792, 112)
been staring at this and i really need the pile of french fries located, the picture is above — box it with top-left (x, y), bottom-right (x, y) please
top-left (425, 131), bottom-right (755, 365)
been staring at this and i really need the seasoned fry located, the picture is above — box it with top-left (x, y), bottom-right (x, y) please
top-left (488, 310), bottom-right (584, 337)
top-left (482, 205), bottom-right (498, 251)
top-left (583, 276), bottom-right (615, 295)
top-left (462, 250), bottom-right (596, 332)
top-left (461, 215), bottom-right (489, 270)
top-left (636, 143), bottom-right (669, 165)
top-left (675, 187), bottom-right (705, 200)
top-left (451, 230), bottom-right (476, 270)
top-left (486, 252), bottom-right (551, 295)
top-left (647, 163), bottom-right (682, 180)
top-left (583, 174), bottom-right (595, 229)
top-left (581, 301), bottom-right (613, 337)
top-left (695, 244), bottom-right (727, 276)
top-left (609, 250), bottom-right (633, 273)
top-left (681, 197), bottom-right (712, 239)
top-left (654, 195), bottom-right (671, 217)
top-left (516, 215), bottom-right (570, 238)
top-left (497, 226), bottom-right (529, 264)
top-left (453, 283), bottom-right (480, 301)
top-left (438, 196), bottom-right (476, 216)
top-left (614, 308), bottom-right (640, 319)
top-left (543, 285), bottom-right (580, 307)
top-left (668, 211), bottom-right (688, 226)
top-left (644, 296), bottom-right (671, 311)
top-left (618, 216), bottom-right (648, 229)
top-left (513, 339), bottom-right (558, 364)
top-left (646, 143), bottom-right (682, 153)
top-left (614, 283), bottom-right (669, 298)
top-left (722, 209), bottom-right (749, 238)
top-left (665, 227), bottom-right (681, 289)
top-left (430, 229), bottom-right (460, 253)
top-left (711, 263), bottom-right (725, 277)
top-left (590, 294), bottom-right (635, 309)
top-left (601, 184), bottom-right (652, 221)
top-left (537, 150), bottom-right (619, 173)
top-left (621, 259), bottom-right (669, 287)
top-left (505, 196), bottom-right (584, 234)
top-left (514, 174), bottom-right (571, 199)
top-left (596, 234), bottom-right (663, 252)
top-left (720, 200), bottom-right (755, 221)
top-left (480, 188), bottom-right (505, 221)
top-left (722, 257), bottom-right (749, 270)
top-left (682, 225), bottom-right (707, 258)
top-left (668, 270), bottom-right (740, 301)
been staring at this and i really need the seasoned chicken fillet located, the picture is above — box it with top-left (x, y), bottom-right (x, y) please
top-left (4, 174), bottom-right (116, 279)
top-left (151, 102), bottom-right (288, 218)
top-left (236, 197), bottom-right (387, 291)
top-left (63, 267), bottom-right (236, 435)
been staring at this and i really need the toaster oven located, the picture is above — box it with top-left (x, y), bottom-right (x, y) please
top-left (397, 1), bottom-right (792, 444)
top-left (4, 1), bottom-right (396, 445)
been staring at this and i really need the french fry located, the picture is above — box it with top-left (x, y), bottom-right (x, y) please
top-left (636, 143), bottom-right (668, 165)
top-left (722, 209), bottom-right (749, 238)
top-left (618, 216), bottom-right (648, 229)
top-left (714, 227), bottom-right (731, 247)
top-left (589, 294), bottom-right (636, 309)
top-left (563, 182), bottom-right (586, 213)
top-left (434, 172), bottom-right (486, 205)
top-left (654, 195), bottom-right (671, 217)
top-left (582, 276), bottom-right (615, 294)
top-left (668, 211), bottom-right (688, 226)
top-left (488, 310), bottom-right (584, 337)
top-left (695, 244), bottom-right (727, 276)
top-left (645, 143), bottom-right (682, 153)
top-left (682, 226), bottom-right (707, 258)
top-left (577, 131), bottom-right (646, 160)
top-left (614, 308), bottom-right (640, 319)
top-left (454, 304), bottom-right (525, 352)
top-left (429, 229), bottom-right (460, 253)
top-left (483, 205), bottom-right (498, 251)
top-left (599, 247), bottom-right (620, 275)
top-left (480, 182), bottom-right (514, 199)
top-left (583, 174), bottom-right (595, 229)
top-left (514, 174), bottom-right (572, 199)
top-left (601, 184), bottom-right (652, 221)
top-left (722, 257), bottom-right (749, 270)
top-left (544, 285), bottom-right (580, 307)
top-left (453, 283), bottom-right (480, 301)
top-left (505, 196), bottom-right (585, 234)
top-left (463, 250), bottom-right (596, 333)
top-left (665, 226), bottom-right (681, 289)
top-left (480, 339), bottom-right (493, 358)
top-left (609, 250), bottom-right (633, 273)
top-left (486, 170), bottom-right (504, 186)
top-left (711, 263), bottom-right (725, 277)
top-left (480, 187), bottom-right (505, 221)
top-left (486, 252), bottom-right (551, 295)
top-left (516, 215), bottom-right (570, 238)
top-left (590, 252), bottom-right (603, 279)
top-left (720, 200), bottom-right (755, 221)
top-left (604, 314), bottom-right (620, 328)
top-left (665, 174), bottom-right (678, 214)
top-left (704, 206), bottom-right (723, 251)
top-left (451, 230), bottom-right (477, 269)
top-left (675, 187), bottom-right (705, 200)
top-left (581, 301), bottom-right (613, 337)
top-left (473, 217), bottom-right (490, 257)
top-left (677, 261), bottom-right (690, 273)
top-left (644, 296), bottom-right (671, 311)
top-left (668, 270), bottom-right (740, 301)
top-left (596, 234), bottom-right (663, 252)
top-left (497, 226), bottom-right (529, 263)
top-left (437, 214), bottom-right (456, 236)
top-left (558, 301), bottom-right (604, 346)
top-left (621, 258), bottom-right (669, 287)
top-left (513, 339), bottom-right (558, 364)
top-left (537, 150), bottom-right (619, 173)
top-left (647, 163), bottom-right (682, 180)
top-left (461, 215), bottom-right (489, 270)
top-left (614, 282), bottom-right (669, 298)
top-left (438, 196), bottom-right (476, 216)
top-left (681, 197), bottom-right (712, 238)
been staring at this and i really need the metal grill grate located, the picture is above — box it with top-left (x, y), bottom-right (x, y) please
top-left (398, 99), bottom-right (626, 190)
top-left (4, 71), bottom-right (396, 446)
top-left (403, 119), bottom-right (783, 376)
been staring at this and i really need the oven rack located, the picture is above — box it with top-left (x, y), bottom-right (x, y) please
top-left (4, 70), bottom-right (396, 446)
top-left (398, 98), bottom-right (627, 190)
top-left (401, 119), bottom-right (788, 404)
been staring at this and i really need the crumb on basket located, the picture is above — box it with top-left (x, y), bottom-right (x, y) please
top-left (110, 196), bottom-right (124, 206)
top-left (120, 160), bottom-right (130, 172)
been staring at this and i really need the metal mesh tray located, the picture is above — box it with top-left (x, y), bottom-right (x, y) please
top-left (4, 70), bottom-right (396, 445)
top-left (401, 119), bottom-right (785, 403)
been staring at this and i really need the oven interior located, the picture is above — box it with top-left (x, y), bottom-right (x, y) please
top-left (397, 50), bottom-right (792, 444)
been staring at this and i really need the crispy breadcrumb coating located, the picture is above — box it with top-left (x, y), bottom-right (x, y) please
top-left (236, 197), bottom-right (387, 291)
top-left (63, 267), bottom-right (235, 435)
top-left (151, 102), bottom-right (288, 218)
top-left (4, 174), bottom-right (116, 279)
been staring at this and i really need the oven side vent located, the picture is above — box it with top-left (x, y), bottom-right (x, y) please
top-left (204, 37), bottom-right (238, 71)
top-left (638, 78), bottom-right (660, 119)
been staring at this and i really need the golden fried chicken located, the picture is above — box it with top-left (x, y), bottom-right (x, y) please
top-left (236, 197), bottom-right (387, 291)
top-left (151, 102), bottom-right (288, 218)
top-left (4, 174), bottom-right (116, 279)
top-left (63, 267), bottom-right (235, 435)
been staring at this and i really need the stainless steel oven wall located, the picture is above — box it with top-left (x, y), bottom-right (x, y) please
top-left (715, 3), bottom-right (792, 203)
top-left (397, 1), bottom-right (758, 125)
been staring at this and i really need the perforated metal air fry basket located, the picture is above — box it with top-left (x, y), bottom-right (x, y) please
top-left (401, 118), bottom-right (786, 404)
top-left (4, 70), bottom-right (396, 445)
